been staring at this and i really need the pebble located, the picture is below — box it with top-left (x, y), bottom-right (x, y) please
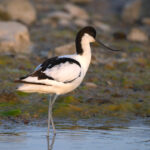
top-left (142, 17), bottom-right (150, 26)
top-left (64, 3), bottom-right (89, 20)
top-left (0, 21), bottom-right (31, 53)
top-left (122, 0), bottom-right (142, 24)
top-left (85, 82), bottom-right (97, 88)
top-left (47, 11), bottom-right (72, 27)
top-left (113, 31), bottom-right (127, 40)
top-left (48, 42), bottom-right (75, 57)
top-left (59, 19), bottom-right (71, 27)
top-left (94, 21), bottom-right (111, 32)
top-left (0, 0), bottom-right (37, 25)
top-left (47, 11), bottom-right (72, 20)
top-left (74, 19), bottom-right (88, 27)
top-left (127, 28), bottom-right (149, 42)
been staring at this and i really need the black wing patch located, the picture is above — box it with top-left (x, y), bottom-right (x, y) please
top-left (41, 57), bottom-right (81, 71)
top-left (15, 80), bottom-right (49, 86)
top-left (31, 70), bottom-right (54, 80)
top-left (31, 57), bottom-right (81, 81)
top-left (17, 57), bottom-right (81, 83)
top-left (40, 57), bottom-right (58, 71)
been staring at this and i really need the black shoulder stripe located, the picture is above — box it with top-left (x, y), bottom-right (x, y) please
top-left (39, 57), bottom-right (81, 72)
top-left (47, 57), bottom-right (81, 70)
top-left (41, 56), bottom-right (58, 71)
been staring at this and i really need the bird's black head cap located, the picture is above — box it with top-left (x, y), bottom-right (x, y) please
top-left (76, 26), bottom-right (96, 55)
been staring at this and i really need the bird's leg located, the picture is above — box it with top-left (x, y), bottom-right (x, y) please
top-left (50, 94), bottom-right (58, 135)
top-left (47, 95), bottom-right (52, 137)
top-left (47, 135), bottom-right (50, 150)
top-left (47, 94), bottom-right (58, 136)
top-left (52, 94), bottom-right (58, 105)
top-left (47, 134), bottom-right (56, 150)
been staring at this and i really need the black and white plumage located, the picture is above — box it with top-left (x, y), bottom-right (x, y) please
top-left (18, 57), bottom-right (81, 84)
top-left (16, 56), bottom-right (83, 94)
top-left (16, 27), bottom-right (97, 95)
top-left (15, 26), bottom-right (119, 136)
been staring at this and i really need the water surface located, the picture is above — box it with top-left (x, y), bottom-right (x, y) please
top-left (0, 122), bottom-right (150, 150)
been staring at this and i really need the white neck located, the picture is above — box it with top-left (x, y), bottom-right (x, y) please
top-left (78, 35), bottom-right (92, 74)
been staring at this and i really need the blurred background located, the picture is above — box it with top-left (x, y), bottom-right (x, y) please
top-left (0, 0), bottom-right (150, 127)
top-left (0, 0), bottom-right (150, 150)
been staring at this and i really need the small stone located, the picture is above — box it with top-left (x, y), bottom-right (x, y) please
top-left (0, 21), bottom-right (31, 53)
top-left (121, 52), bottom-right (127, 58)
top-left (0, 0), bottom-right (37, 25)
top-left (41, 18), bottom-right (51, 25)
top-left (106, 81), bottom-right (112, 86)
top-left (74, 19), bottom-right (88, 27)
top-left (113, 31), bottom-right (127, 40)
top-left (64, 3), bottom-right (89, 20)
top-left (85, 82), bottom-right (97, 88)
top-left (59, 19), bottom-right (71, 27)
top-left (127, 28), bottom-right (149, 42)
top-left (122, 0), bottom-right (142, 24)
top-left (45, 11), bottom-right (72, 27)
top-left (94, 21), bottom-right (111, 32)
top-left (48, 42), bottom-right (75, 57)
top-left (142, 17), bottom-right (150, 26)
top-left (47, 11), bottom-right (72, 20)
top-left (138, 99), bottom-right (144, 103)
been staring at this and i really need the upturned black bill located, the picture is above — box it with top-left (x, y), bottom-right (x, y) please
top-left (93, 40), bottom-right (121, 51)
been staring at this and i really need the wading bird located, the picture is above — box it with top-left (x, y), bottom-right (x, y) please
top-left (15, 26), bottom-right (119, 136)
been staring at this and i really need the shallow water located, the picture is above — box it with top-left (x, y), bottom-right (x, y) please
top-left (0, 123), bottom-right (150, 150)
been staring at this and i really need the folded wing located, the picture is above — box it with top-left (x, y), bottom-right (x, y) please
top-left (17, 57), bottom-right (81, 85)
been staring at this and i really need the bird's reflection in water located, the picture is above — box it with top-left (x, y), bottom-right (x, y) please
top-left (47, 135), bottom-right (56, 150)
